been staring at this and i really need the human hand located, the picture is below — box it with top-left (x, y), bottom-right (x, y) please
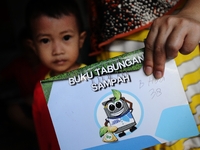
top-left (143, 15), bottom-right (200, 79)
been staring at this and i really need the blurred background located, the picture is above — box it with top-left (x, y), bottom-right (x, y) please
top-left (0, 0), bottom-right (92, 149)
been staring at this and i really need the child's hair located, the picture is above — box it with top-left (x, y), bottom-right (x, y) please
top-left (25, 0), bottom-right (84, 38)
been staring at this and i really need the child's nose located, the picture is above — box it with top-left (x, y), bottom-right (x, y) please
top-left (52, 41), bottom-right (64, 55)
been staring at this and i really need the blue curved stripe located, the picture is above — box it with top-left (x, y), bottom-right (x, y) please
top-left (85, 135), bottom-right (160, 150)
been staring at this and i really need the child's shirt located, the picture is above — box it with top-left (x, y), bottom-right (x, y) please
top-left (33, 64), bottom-right (86, 150)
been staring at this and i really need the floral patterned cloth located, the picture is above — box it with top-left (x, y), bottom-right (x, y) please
top-left (89, 0), bottom-right (183, 55)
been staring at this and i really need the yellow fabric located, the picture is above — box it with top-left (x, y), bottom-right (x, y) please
top-left (148, 46), bottom-right (200, 150)
top-left (44, 63), bottom-right (86, 79)
top-left (96, 51), bottom-right (124, 62)
top-left (96, 29), bottom-right (148, 61)
top-left (79, 63), bottom-right (86, 68)
top-left (123, 29), bottom-right (149, 42)
top-left (45, 72), bottom-right (51, 79)
top-left (175, 46), bottom-right (199, 66)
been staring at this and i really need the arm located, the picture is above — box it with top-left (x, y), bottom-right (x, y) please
top-left (121, 97), bottom-right (133, 111)
top-left (144, 0), bottom-right (200, 79)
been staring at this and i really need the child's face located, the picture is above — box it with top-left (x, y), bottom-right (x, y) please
top-left (30, 14), bottom-right (86, 76)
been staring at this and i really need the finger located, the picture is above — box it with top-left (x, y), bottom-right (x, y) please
top-left (150, 17), bottom-right (173, 79)
top-left (178, 19), bottom-right (200, 54)
top-left (144, 24), bottom-right (158, 76)
top-left (179, 31), bottom-right (200, 55)
top-left (152, 28), bottom-right (169, 79)
top-left (165, 27), bottom-right (185, 58)
top-left (165, 23), bottom-right (199, 57)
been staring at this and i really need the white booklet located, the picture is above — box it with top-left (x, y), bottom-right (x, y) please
top-left (41, 48), bottom-right (198, 150)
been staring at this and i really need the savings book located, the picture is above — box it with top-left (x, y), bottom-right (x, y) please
top-left (41, 48), bottom-right (198, 150)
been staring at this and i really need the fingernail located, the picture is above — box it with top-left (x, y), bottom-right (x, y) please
top-left (145, 66), bottom-right (152, 75)
top-left (155, 71), bottom-right (163, 79)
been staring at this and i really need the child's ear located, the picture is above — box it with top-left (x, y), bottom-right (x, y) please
top-left (79, 31), bottom-right (87, 49)
top-left (26, 39), bottom-right (37, 54)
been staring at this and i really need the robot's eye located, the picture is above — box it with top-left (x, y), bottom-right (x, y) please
top-left (115, 100), bottom-right (123, 109)
top-left (107, 102), bottom-right (115, 112)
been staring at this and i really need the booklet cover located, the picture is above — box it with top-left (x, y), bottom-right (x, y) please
top-left (41, 48), bottom-right (198, 150)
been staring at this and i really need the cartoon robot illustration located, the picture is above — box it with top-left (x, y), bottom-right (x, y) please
top-left (99, 89), bottom-right (137, 142)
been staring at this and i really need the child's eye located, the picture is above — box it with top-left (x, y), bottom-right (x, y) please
top-left (63, 35), bottom-right (71, 41)
top-left (40, 38), bottom-right (49, 44)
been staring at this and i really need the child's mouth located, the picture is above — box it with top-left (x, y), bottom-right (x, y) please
top-left (54, 59), bottom-right (66, 65)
